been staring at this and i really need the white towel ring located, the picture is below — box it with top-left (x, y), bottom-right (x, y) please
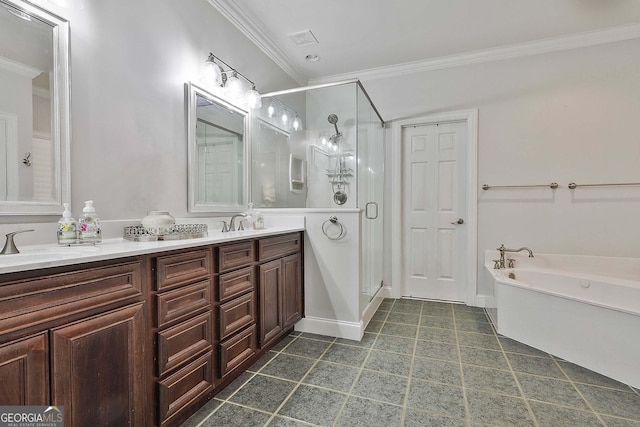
top-left (322, 216), bottom-right (345, 240)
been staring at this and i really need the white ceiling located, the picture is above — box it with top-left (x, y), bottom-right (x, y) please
top-left (208, 0), bottom-right (640, 85)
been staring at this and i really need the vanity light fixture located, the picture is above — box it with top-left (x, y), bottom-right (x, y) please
top-left (292, 115), bottom-right (302, 131)
top-left (201, 53), bottom-right (262, 109)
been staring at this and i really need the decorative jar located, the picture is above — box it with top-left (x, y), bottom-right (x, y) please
top-left (141, 211), bottom-right (175, 235)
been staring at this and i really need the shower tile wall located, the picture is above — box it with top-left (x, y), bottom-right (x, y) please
top-left (182, 299), bottom-right (640, 427)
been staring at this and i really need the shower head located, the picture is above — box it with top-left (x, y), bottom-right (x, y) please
top-left (327, 114), bottom-right (340, 136)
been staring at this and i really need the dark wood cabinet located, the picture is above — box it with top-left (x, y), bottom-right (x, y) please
top-left (257, 233), bottom-right (304, 348)
top-left (0, 333), bottom-right (49, 405)
top-left (0, 258), bottom-right (146, 425)
top-left (51, 303), bottom-right (146, 427)
top-left (0, 231), bottom-right (303, 427)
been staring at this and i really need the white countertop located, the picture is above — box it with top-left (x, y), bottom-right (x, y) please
top-left (0, 226), bottom-right (304, 275)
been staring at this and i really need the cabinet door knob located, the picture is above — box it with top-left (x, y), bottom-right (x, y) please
top-left (451, 218), bottom-right (464, 225)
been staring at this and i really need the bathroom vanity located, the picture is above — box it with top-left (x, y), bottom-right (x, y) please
top-left (0, 229), bottom-right (304, 427)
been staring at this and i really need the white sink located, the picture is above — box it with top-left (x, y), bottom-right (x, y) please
top-left (0, 246), bottom-right (101, 267)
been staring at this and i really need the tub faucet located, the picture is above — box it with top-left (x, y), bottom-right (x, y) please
top-left (1, 229), bottom-right (35, 255)
top-left (497, 244), bottom-right (533, 269)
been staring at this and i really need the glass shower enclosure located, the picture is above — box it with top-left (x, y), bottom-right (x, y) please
top-left (250, 79), bottom-right (385, 315)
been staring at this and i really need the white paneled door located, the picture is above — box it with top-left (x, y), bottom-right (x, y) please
top-left (402, 122), bottom-right (467, 301)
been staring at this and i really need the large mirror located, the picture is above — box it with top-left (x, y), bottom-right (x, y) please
top-left (0, 0), bottom-right (70, 215)
top-left (186, 82), bottom-right (248, 212)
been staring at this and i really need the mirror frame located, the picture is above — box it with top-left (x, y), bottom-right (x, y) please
top-left (186, 82), bottom-right (249, 213)
top-left (0, 0), bottom-right (71, 215)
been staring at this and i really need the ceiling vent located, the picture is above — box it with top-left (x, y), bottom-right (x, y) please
top-left (288, 30), bottom-right (319, 47)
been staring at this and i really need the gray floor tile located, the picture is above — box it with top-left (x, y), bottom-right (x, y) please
top-left (298, 332), bottom-right (335, 342)
top-left (558, 361), bottom-right (633, 391)
top-left (453, 309), bottom-right (489, 323)
top-left (386, 311), bottom-right (420, 324)
top-left (459, 346), bottom-right (509, 370)
top-left (335, 332), bottom-right (376, 348)
top-left (371, 310), bottom-right (389, 322)
top-left (321, 343), bottom-right (370, 367)
top-left (507, 353), bottom-right (566, 378)
top-left (601, 415), bottom-right (640, 426)
top-left (365, 350), bottom-right (412, 377)
top-left (577, 383), bottom-right (640, 419)
top-left (421, 315), bottom-right (455, 329)
top-left (229, 374), bottom-right (296, 412)
top-left (277, 385), bottom-right (346, 426)
top-left (456, 319), bottom-right (494, 335)
top-left (405, 378), bottom-right (466, 418)
top-left (380, 321), bottom-right (418, 337)
top-left (528, 400), bottom-right (605, 427)
top-left (215, 371), bottom-right (255, 400)
top-left (365, 319), bottom-right (383, 333)
top-left (248, 350), bottom-right (278, 372)
top-left (282, 336), bottom-right (331, 359)
top-left (259, 353), bottom-right (315, 381)
top-left (415, 339), bottom-right (458, 361)
top-left (517, 373), bottom-right (589, 409)
top-left (201, 402), bottom-right (271, 427)
top-left (373, 334), bottom-right (415, 354)
top-left (463, 364), bottom-right (521, 396)
top-left (181, 398), bottom-right (222, 427)
top-left (403, 408), bottom-right (466, 427)
top-left (267, 416), bottom-right (314, 426)
top-left (412, 356), bottom-right (462, 386)
top-left (498, 336), bottom-right (549, 357)
top-left (457, 331), bottom-right (501, 350)
top-left (417, 326), bottom-right (457, 343)
top-left (303, 361), bottom-right (359, 392)
top-left (351, 370), bottom-right (409, 405)
top-left (335, 396), bottom-right (403, 427)
top-left (466, 389), bottom-right (535, 426)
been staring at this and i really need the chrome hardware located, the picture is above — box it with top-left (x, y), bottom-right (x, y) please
top-left (496, 244), bottom-right (534, 269)
top-left (365, 202), bottom-right (378, 219)
top-left (221, 221), bottom-right (230, 233)
top-left (493, 259), bottom-right (501, 269)
top-left (507, 258), bottom-right (515, 268)
top-left (483, 182), bottom-right (558, 190)
top-left (228, 213), bottom-right (247, 232)
top-left (322, 216), bottom-right (346, 240)
top-left (568, 182), bottom-right (640, 190)
top-left (1, 229), bottom-right (35, 255)
top-left (451, 218), bottom-right (464, 225)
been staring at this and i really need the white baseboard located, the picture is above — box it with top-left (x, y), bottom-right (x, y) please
top-left (295, 316), bottom-right (363, 341)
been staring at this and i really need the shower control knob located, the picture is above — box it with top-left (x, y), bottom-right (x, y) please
top-left (451, 218), bottom-right (464, 225)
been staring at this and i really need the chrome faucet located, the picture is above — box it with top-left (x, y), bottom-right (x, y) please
top-left (228, 213), bottom-right (247, 232)
top-left (1, 229), bottom-right (35, 255)
top-left (496, 244), bottom-right (534, 269)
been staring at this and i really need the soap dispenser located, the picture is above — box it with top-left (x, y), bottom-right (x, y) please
top-left (78, 200), bottom-right (102, 244)
top-left (249, 204), bottom-right (264, 230)
top-left (57, 203), bottom-right (77, 245)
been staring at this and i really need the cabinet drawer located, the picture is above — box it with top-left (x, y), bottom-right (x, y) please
top-left (218, 242), bottom-right (255, 272)
top-left (258, 233), bottom-right (301, 261)
top-left (158, 352), bottom-right (214, 426)
top-left (218, 266), bottom-right (254, 302)
top-left (0, 260), bottom-right (143, 339)
top-left (218, 324), bottom-right (257, 378)
top-left (158, 312), bottom-right (213, 376)
top-left (156, 248), bottom-right (212, 291)
top-left (156, 280), bottom-right (212, 328)
top-left (218, 292), bottom-right (255, 341)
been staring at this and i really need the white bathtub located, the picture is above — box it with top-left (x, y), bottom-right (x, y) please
top-left (486, 252), bottom-right (640, 389)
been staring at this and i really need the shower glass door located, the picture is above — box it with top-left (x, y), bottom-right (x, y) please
top-left (357, 84), bottom-right (384, 308)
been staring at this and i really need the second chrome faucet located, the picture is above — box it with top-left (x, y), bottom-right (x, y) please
top-left (495, 244), bottom-right (534, 269)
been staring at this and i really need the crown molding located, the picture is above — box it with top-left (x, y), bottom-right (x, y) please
top-left (0, 56), bottom-right (42, 79)
top-left (309, 22), bottom-right (640, 84)
top-left (206, 0), bottom-right (306, 85)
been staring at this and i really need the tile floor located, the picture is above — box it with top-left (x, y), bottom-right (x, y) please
top-left (182, 299), bottom-right (640, 427)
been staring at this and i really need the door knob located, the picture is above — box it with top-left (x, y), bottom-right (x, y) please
top-left (451, 218), bottom-right (464, 225)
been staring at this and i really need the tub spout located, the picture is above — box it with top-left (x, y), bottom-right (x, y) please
top-left (497, 244), bottom-right (534, 268)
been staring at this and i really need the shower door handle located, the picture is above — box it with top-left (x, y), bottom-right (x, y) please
top-left (365, 202), bottom-right (378, 219)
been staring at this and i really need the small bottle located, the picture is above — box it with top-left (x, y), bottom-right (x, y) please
top-left (244, 203), bottom-right (256, 229)
top-left (57, 203), bottom-right (77, 245)
top-left (78, 200), bottom-right (102, 244)
top-left (252, 207), bottom-right (264, 230)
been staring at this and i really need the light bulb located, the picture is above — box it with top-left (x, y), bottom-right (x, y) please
top-left (225, 74), bottom-right (243, 100)
top-left (201, 59), bottom-right (223, 88)
top-left (280, 109), bottom-right (290, 125)
top-left (267, 103), bottom-right (276, 118)
top-left (292, 116), bottom-right (302, 131)
top-left (246, 88), bottom-right (262, 109)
